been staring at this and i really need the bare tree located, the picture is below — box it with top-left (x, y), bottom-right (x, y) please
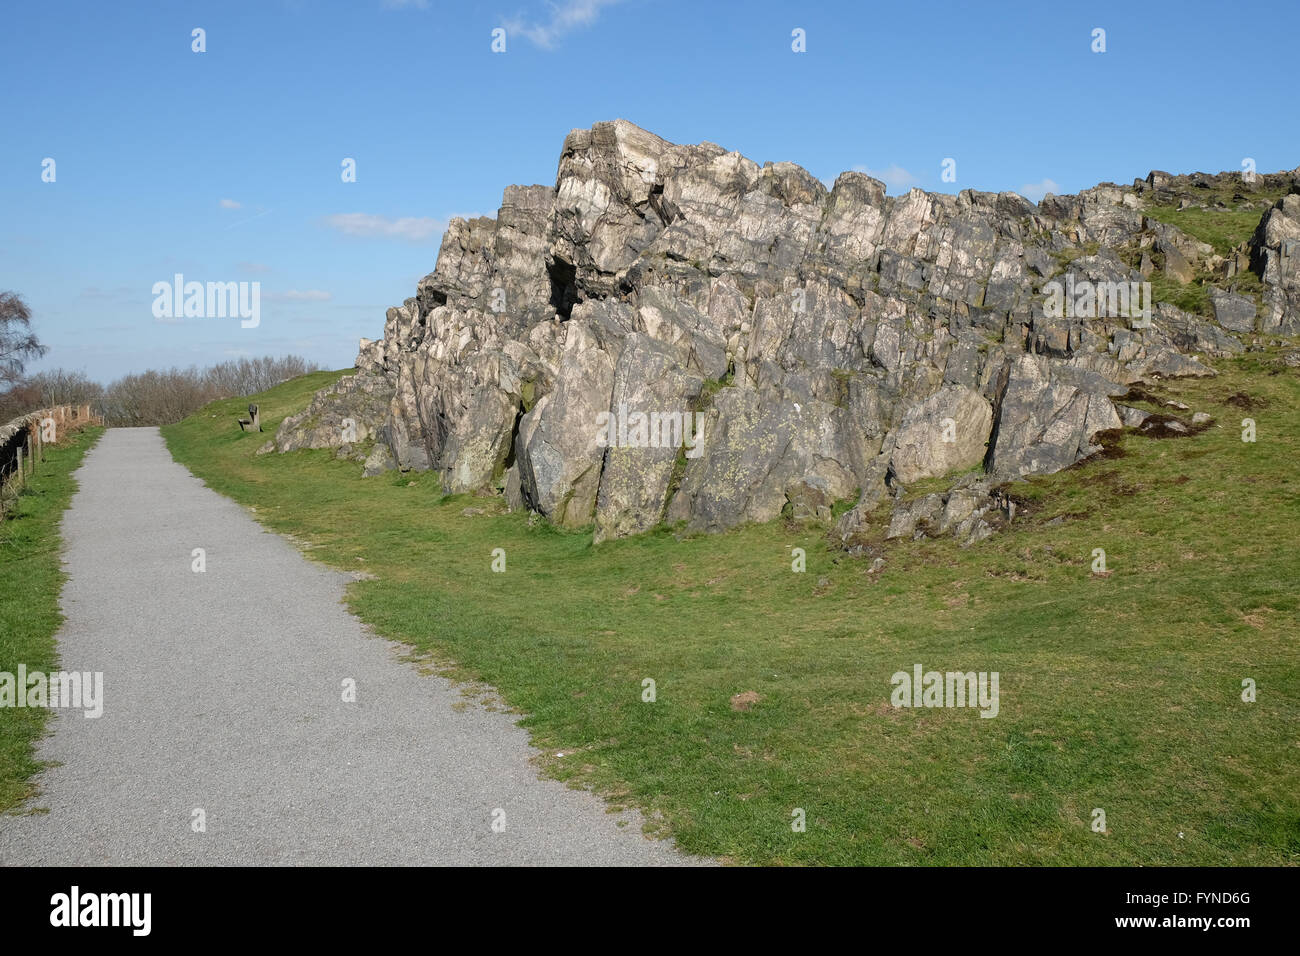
top-left (98, 354), bottom-right (320, 426)
top-left (28, 368), bottom-right (105, 408)
top-left (0, 292), bottom-right (47, 386)
top-left (1, 353), bottom-right (321, 427)
top-left (0, 381), bottom-right (42, 423)
top-left (203, 355), bottom-right (318, 397)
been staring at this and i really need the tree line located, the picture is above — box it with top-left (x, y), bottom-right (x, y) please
top-left (0, 290), bottom-right (321, 426)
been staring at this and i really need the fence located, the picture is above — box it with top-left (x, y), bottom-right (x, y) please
top-left (0, 405), bottom-right (101, 504)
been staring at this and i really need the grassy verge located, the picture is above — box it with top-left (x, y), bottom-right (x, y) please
top-left (163, 360), bottom-right (1299, 865)
top-left (0, 425), bottom-right (102, 812)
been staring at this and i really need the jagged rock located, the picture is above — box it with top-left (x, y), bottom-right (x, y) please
top-left (1155, 303), bottom-right (1244, 357)
top-left (784, 478), bottom-right (834, 521)
top-left (1116, 405), bottom-right (1150, 427)
top-left (514, 318), bottom-right (615, 527)
top-left (1210, 289), bottom-right (1258, 333)
top-left (264, 372), bottom-right (393, 455)
top-left (269, 120), bottom-right (1298, 544)
top-left (889, 385), bottom-right (993, 484)
top-left (985, 354), bottom-right (1124, 480)
top-left (886, 493), bottom-right (944, 540)
top-left (363, 442), bottom-right (395, 477)
top-left (1160, 239), bottom-right (1196, 284)
top-left (1250, 194), bottom-right (1300, 334)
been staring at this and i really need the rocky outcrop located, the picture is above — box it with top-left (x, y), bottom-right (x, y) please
top-left (270, 120), bottom-right (1299, 545)
top-left (1251, 194), bottom-right (1300, 334)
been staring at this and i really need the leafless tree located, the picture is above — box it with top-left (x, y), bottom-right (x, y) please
top-left (0, 382), bottom-right (42, 423)
top-left (28, 368), bottom-right (105, 408)
top-left (98, 354), bottom-right (320, 426)
top-left (0, 292), bottom-right (47, 386)
top-left (2, 353), bottom-right (321, 427)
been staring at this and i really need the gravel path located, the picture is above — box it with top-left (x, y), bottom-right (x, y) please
top-left (0, 427), bottom-right (701, 865)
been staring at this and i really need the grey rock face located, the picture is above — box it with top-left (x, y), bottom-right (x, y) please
top-left (1210, 289), bottom-right (1258, 333)
top-left (985, 354), bottom-right (1124, 480)
top-left (1252, 194), bottom-right (1300, 334)
top-left (890, 385), bottom-right (993, 484)
top-left (269, 121), bottom-right (1297, 543)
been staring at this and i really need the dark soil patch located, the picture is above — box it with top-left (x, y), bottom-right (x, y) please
top-left (1222, 391), bottom-right (1266, 410)
top-left (1072, 428), bottom-right (1128, 467)
top-left (989, 486), bottom-right (1035, 523)
top-left (1137, 414), bottom-right (1212, 439)
top-left (1118, 382), bottom-right (1163, 405)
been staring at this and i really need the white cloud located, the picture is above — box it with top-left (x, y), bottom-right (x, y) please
top-left (322, 213), bottom-right (445, 242)
top-left (1018, 178), bottom-right (1061, 203)
top-left (224, 208), bottom-right (272, 230)
top-left (852, 164), bottom-right (919, 191)
top-left (505, 0), bottom-right (619, 50)
top-left (265, 290), bottom-right (333, 302)
top-left (237, 262), bottom-right (271, 274)
top-left (219, 198), bottom-right (241, 209)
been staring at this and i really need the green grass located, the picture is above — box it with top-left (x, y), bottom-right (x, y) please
top-left (0, 426), bottom-right (102, 812)
top-left (1143, 178), bottom-right (1286, 257)
top-left (1144, 204), bottom-right (1267, 257)
top-left (162, 361), bottom-right (1300, 865)
top-left (1147, 271), bottom-right (1211, 316)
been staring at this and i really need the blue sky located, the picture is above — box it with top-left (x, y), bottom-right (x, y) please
top-left (3, 0), bottom-right (1296, 381)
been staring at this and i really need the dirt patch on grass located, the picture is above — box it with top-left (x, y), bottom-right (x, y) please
top-left (1118, 382), bottom-right (1163, 405)
top-left (982, 485), bottom-right (1038, 529)
top-left (1081, 427), bottom-right (1129, 462)
top-left (1222, 390), bottom-right (1266, 410)
top-left (1136, 413), bottom-right (1212, 439)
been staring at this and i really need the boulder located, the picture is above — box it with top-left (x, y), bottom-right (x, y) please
top-left (889, 385), bottom-right (993, 484)
top-left (1210, 289), bottom-right (1257, 333)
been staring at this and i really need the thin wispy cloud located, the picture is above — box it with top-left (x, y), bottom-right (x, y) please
top-left (322, 213), bottom-right (441, 242)
top-left (380, 0), bottom-right (428, 8)
top-left (1018, 178), bottom-right (1061, 203)
top-left (322, 213), bottom-right (478, 242)
top-left (852, 164), bottom-right (919, 192)
top-left (237, 262), bottom-right (272, 274)
top-left (504, 0), bottom-right (619, 50)
top-left (219, 198), bottom-right (241, 209)
top-left (224, 208), bottom-right (273, 230)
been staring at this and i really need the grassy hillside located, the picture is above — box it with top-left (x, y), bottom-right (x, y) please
top-left (0, 426), bottom-right (102, 812)
top-left (163, 360), bottom-right (1299, 865)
